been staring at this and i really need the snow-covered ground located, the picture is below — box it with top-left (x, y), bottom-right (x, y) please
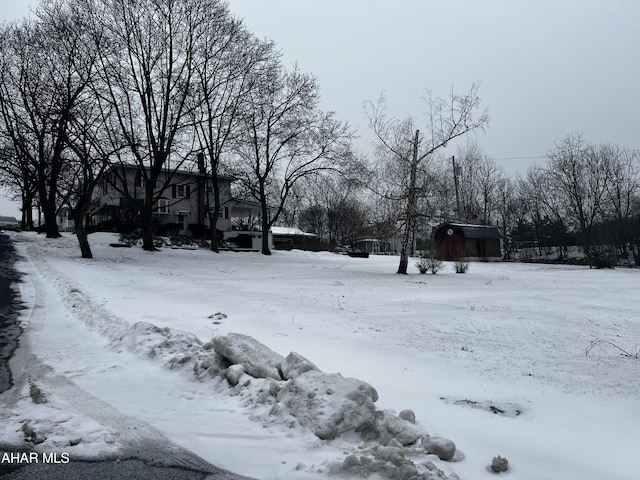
top-left (2, 232), bottom-right (639, 479)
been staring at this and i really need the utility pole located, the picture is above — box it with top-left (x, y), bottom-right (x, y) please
top-left (452, 156), bottom-right (462, 220)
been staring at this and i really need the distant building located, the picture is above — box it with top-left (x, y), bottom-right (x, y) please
top-left (433, 222), bottom-right (502, 261)
top-left (90, 162), bottom-right (271, 251)
top-left (271, 226), bottom-right (325, 251)
top-left (353, 238), bottom-right (393, 254)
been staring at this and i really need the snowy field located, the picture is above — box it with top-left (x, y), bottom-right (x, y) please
top-left (2, 231), bottom-right (640, 480)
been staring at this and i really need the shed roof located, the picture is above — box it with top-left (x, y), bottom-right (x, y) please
top-left (437, 223), bottom-right (501, 240)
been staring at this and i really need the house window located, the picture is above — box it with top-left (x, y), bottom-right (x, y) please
top-left (172, 184), bottom-right (191, 199)
top-left (135, 171), bottom-right (145, 188)
top-left (154, 198), bottom-right (170, 215)
top-left (102, 173), bottom-right (109, 194)
top-left (213, 208), bottom-right (230, 219)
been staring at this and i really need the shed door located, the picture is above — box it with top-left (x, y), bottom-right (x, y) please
top-left (441, 235), bottom-right (464, 260)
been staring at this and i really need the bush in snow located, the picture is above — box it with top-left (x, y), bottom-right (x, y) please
top-left (416, 256), bottom-right (444, 274)
top-left (590, 244), bottom-right (617, 269)
top-left (454, 260), bottom-right (469, 274)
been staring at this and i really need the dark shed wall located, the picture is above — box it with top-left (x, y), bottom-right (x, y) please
top-left (433, 223), bottom-right (501, 261)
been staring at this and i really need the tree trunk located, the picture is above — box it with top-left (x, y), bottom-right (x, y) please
top-left (209, 173), bottom-right (221, 253)
top-left (208, 211), bottom-right (220, 253)
top-left (21, 192), bottom-right (34, 231)
top-left (73, 215), bottom-right (93, 259)
top-left (141, 205), bottom-right (155, 251)
top-left (397, 130), bottom-right (420, 274)
top-left (141, 180), bottom-right (157, 251)
top-left (42, 201), bottom-right (60, 238)
top-left (580, 219), bottom-right (593, 268)
top-left (260, 201), bottom-right (271, 255)
top-left (259, 182), bottom-right (271, 255)
top-left (37, 168), bottom-right (60, 237)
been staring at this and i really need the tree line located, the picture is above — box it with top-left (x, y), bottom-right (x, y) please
top-left (295, 131), bottom-right (639, 269)
top-left (1, 0), bottom-right (638, 271)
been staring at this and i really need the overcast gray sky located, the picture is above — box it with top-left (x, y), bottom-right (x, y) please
top-left (228, 0), bottom-right (639, 173)
top-left (1, 0), bottom-right (639, 217)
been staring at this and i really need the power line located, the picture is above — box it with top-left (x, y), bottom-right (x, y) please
top-left (490, 155), bottom-right (546, 161)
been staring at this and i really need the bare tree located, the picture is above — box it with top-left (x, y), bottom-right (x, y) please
top-left (494, 176), bottom-right (519, 259)
top-left (0, 1), bottom-right (97, 239)
top-left (600, 145), bottom-right (639, 257)
top-left (365, 83), bottom-right (489, 274)
top-left (455, 140), bottom-right (483, 221)
top-left (297, 174), bottom-right (369, 248)
top-left (0, 141), bottom-right (37, 230)
top-left (454, 141), bottom-right (503, 224)
top-left (232, 64), bottom-right (354, 255)
top-left (191, 14), bottom-right (277, 252)
top-left (60, 97), bottom-right (115, 258)
top-left (517, 166), bottom-right (567, 256)
top-left (92, 0), bottom-right (215, 250)
top-left (326, 195), bottom-right (370, 249)
top-left (545, 133), bottom-right (611, 266)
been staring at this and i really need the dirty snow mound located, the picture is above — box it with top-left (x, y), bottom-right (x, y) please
top-left (209, 332), bottom-right (460, 479)
top-left (280, 351), bottom-right (320, 379)
top-left (275, 370), bottom-right (378, 440)
top-left (212, 332), bottom-right (284, 380)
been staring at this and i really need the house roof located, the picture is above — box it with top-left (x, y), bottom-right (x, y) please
top-left (271, 226), bottom-right (317, 237)
top-left (436, 222), bottom-right (501, 240)
top-left (107, 162), bottom-right (236, 182)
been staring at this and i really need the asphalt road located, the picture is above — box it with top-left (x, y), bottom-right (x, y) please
top-left (0, 233), bottom-right (21, 395)
top-left (0, 445), bottom-right (252, 479)
top-left (0, 233), bottom-right (254, 480)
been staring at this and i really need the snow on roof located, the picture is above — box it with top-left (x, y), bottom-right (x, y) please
top-left (270, 226), bottom-right (317, 237)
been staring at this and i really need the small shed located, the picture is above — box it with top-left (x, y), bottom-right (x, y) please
top-left (433, 223), bottom-right (502, 261)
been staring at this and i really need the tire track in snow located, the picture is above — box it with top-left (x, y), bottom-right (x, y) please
top-left (24, 243), bottom-right (131, 343)
top-left (6, 242), bottom-right (245, 477)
